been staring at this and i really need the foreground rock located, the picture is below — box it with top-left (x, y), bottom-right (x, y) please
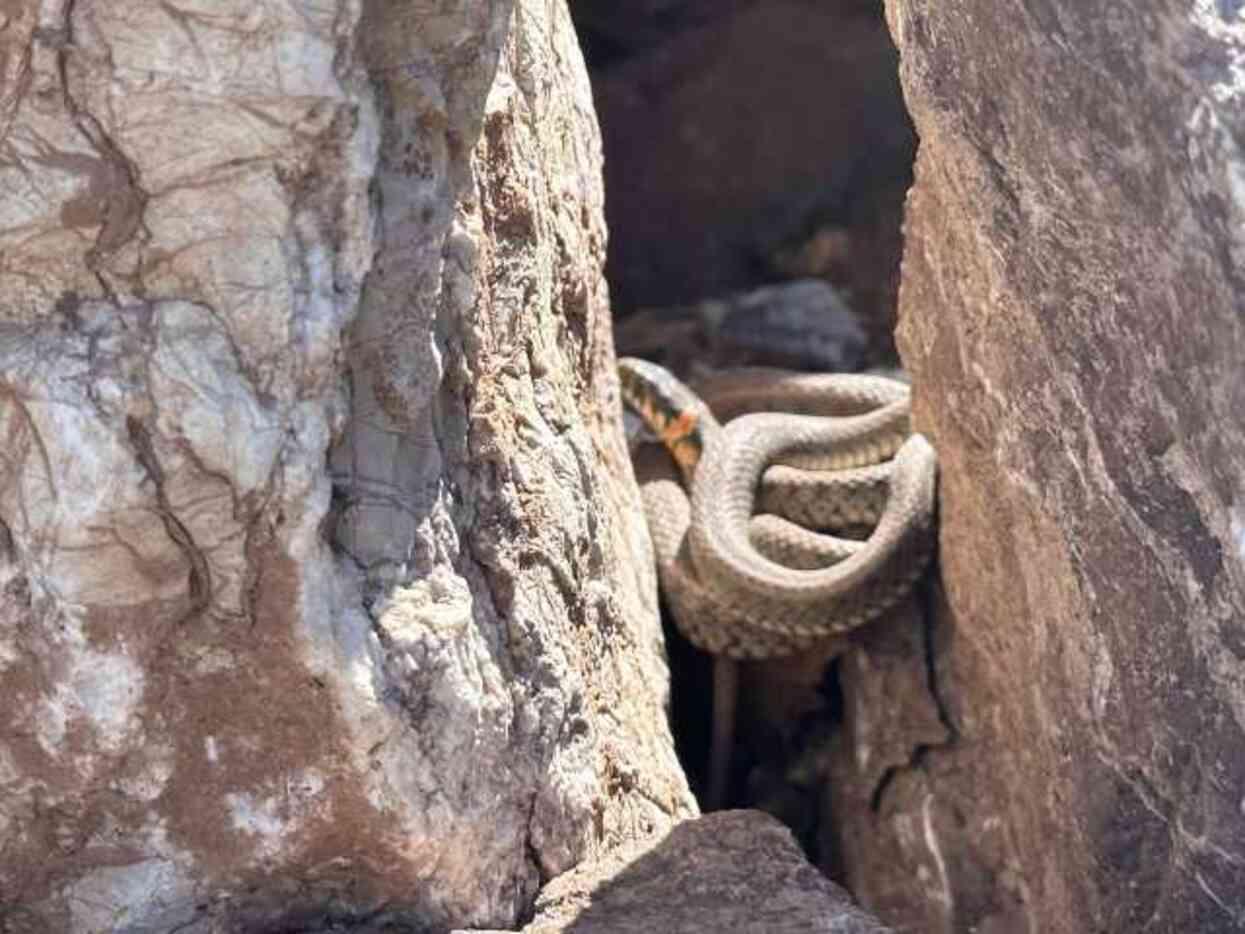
top-left (831, 3), bottom-right (1245, 931)
top-left (0, 1), bottom-right (691, 930)
top-left (456, 811), bottom-right (889, 934)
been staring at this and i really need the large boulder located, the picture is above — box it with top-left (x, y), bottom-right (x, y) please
top-left (0, 1), bottom-right (692, 930)
top-left (829, 3), bottom-right (1245, 931)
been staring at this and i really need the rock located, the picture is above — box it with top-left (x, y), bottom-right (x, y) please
top-left (0, 1), bottom-right (692, 930)
top-left (488, 811), bottom-right (890, 933)
top-left (713, 280), bottom-right (869, 372)
top-left (615, 279), bottom-right (869, 376)
top-left (818, 592), bottom-right (954, 918)
top-left (832, 2), bottom-right (1245, 931)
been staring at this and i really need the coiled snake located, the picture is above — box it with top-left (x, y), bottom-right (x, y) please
top-left (619, 357), bottom-right (938, 806)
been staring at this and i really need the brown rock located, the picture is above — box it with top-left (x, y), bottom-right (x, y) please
top-left (492, 811), bottom-right (890, 933)
top-left (829, 2), bottom-right (1245, 931)
top-left (0, 2), bottom-right (691, 930)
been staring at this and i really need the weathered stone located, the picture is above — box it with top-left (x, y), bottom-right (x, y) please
top-left (713, 280), bottom-right (867, 372)
top-left (464, 811), bottom-right (890, 933)
top-left (818, 590), bottom-right (957, 927)
top-left (614, 279), bottom-right (869, 376)
top-left (830, 2), bottom-right (1245, 931)
top-left (0, 1), bottom-right (692, 930)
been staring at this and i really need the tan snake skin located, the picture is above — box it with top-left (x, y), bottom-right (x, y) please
top-left (621, 357), bottom-right (938, 659)
top-left (620, 357), bottom-right (938, 808)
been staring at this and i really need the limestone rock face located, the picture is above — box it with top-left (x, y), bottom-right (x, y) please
top-left (0, 2), bottom-right (692, 931)
top-left (847, 3), bottom-right (1245, 931)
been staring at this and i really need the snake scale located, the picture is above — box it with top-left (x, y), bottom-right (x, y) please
top-left (619, 356), bottom-right (938, 805)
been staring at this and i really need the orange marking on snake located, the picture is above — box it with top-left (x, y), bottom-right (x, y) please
top-left (659, 409), bottom-right (696, 444)
top-left (660, 409), bottom-right (701, 471)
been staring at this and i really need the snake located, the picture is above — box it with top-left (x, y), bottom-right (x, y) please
top-left (618, 356), bottom-right (938, 806)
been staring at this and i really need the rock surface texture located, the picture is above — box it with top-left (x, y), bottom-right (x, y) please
top-left (455, 811), bottom-right (890, 934)
top-left (0, 1), bottom-right (693, 930)
top-left (839, 3), bottom-right (1245, 932)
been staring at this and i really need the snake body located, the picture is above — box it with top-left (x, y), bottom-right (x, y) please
top-left (621, 357), bottom-right (938, 658)
top-left (620, 357), bottom-right (937, 809)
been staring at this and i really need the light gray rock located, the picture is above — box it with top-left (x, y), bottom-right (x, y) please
top-left (0, 1), bottom-right (692, 930)
top-left (711, 279), bottom-right (869, 372)
top-left (829, 2), bottom-right (1245, 931)
top-left (614, 279), bottom-right (869, 379)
